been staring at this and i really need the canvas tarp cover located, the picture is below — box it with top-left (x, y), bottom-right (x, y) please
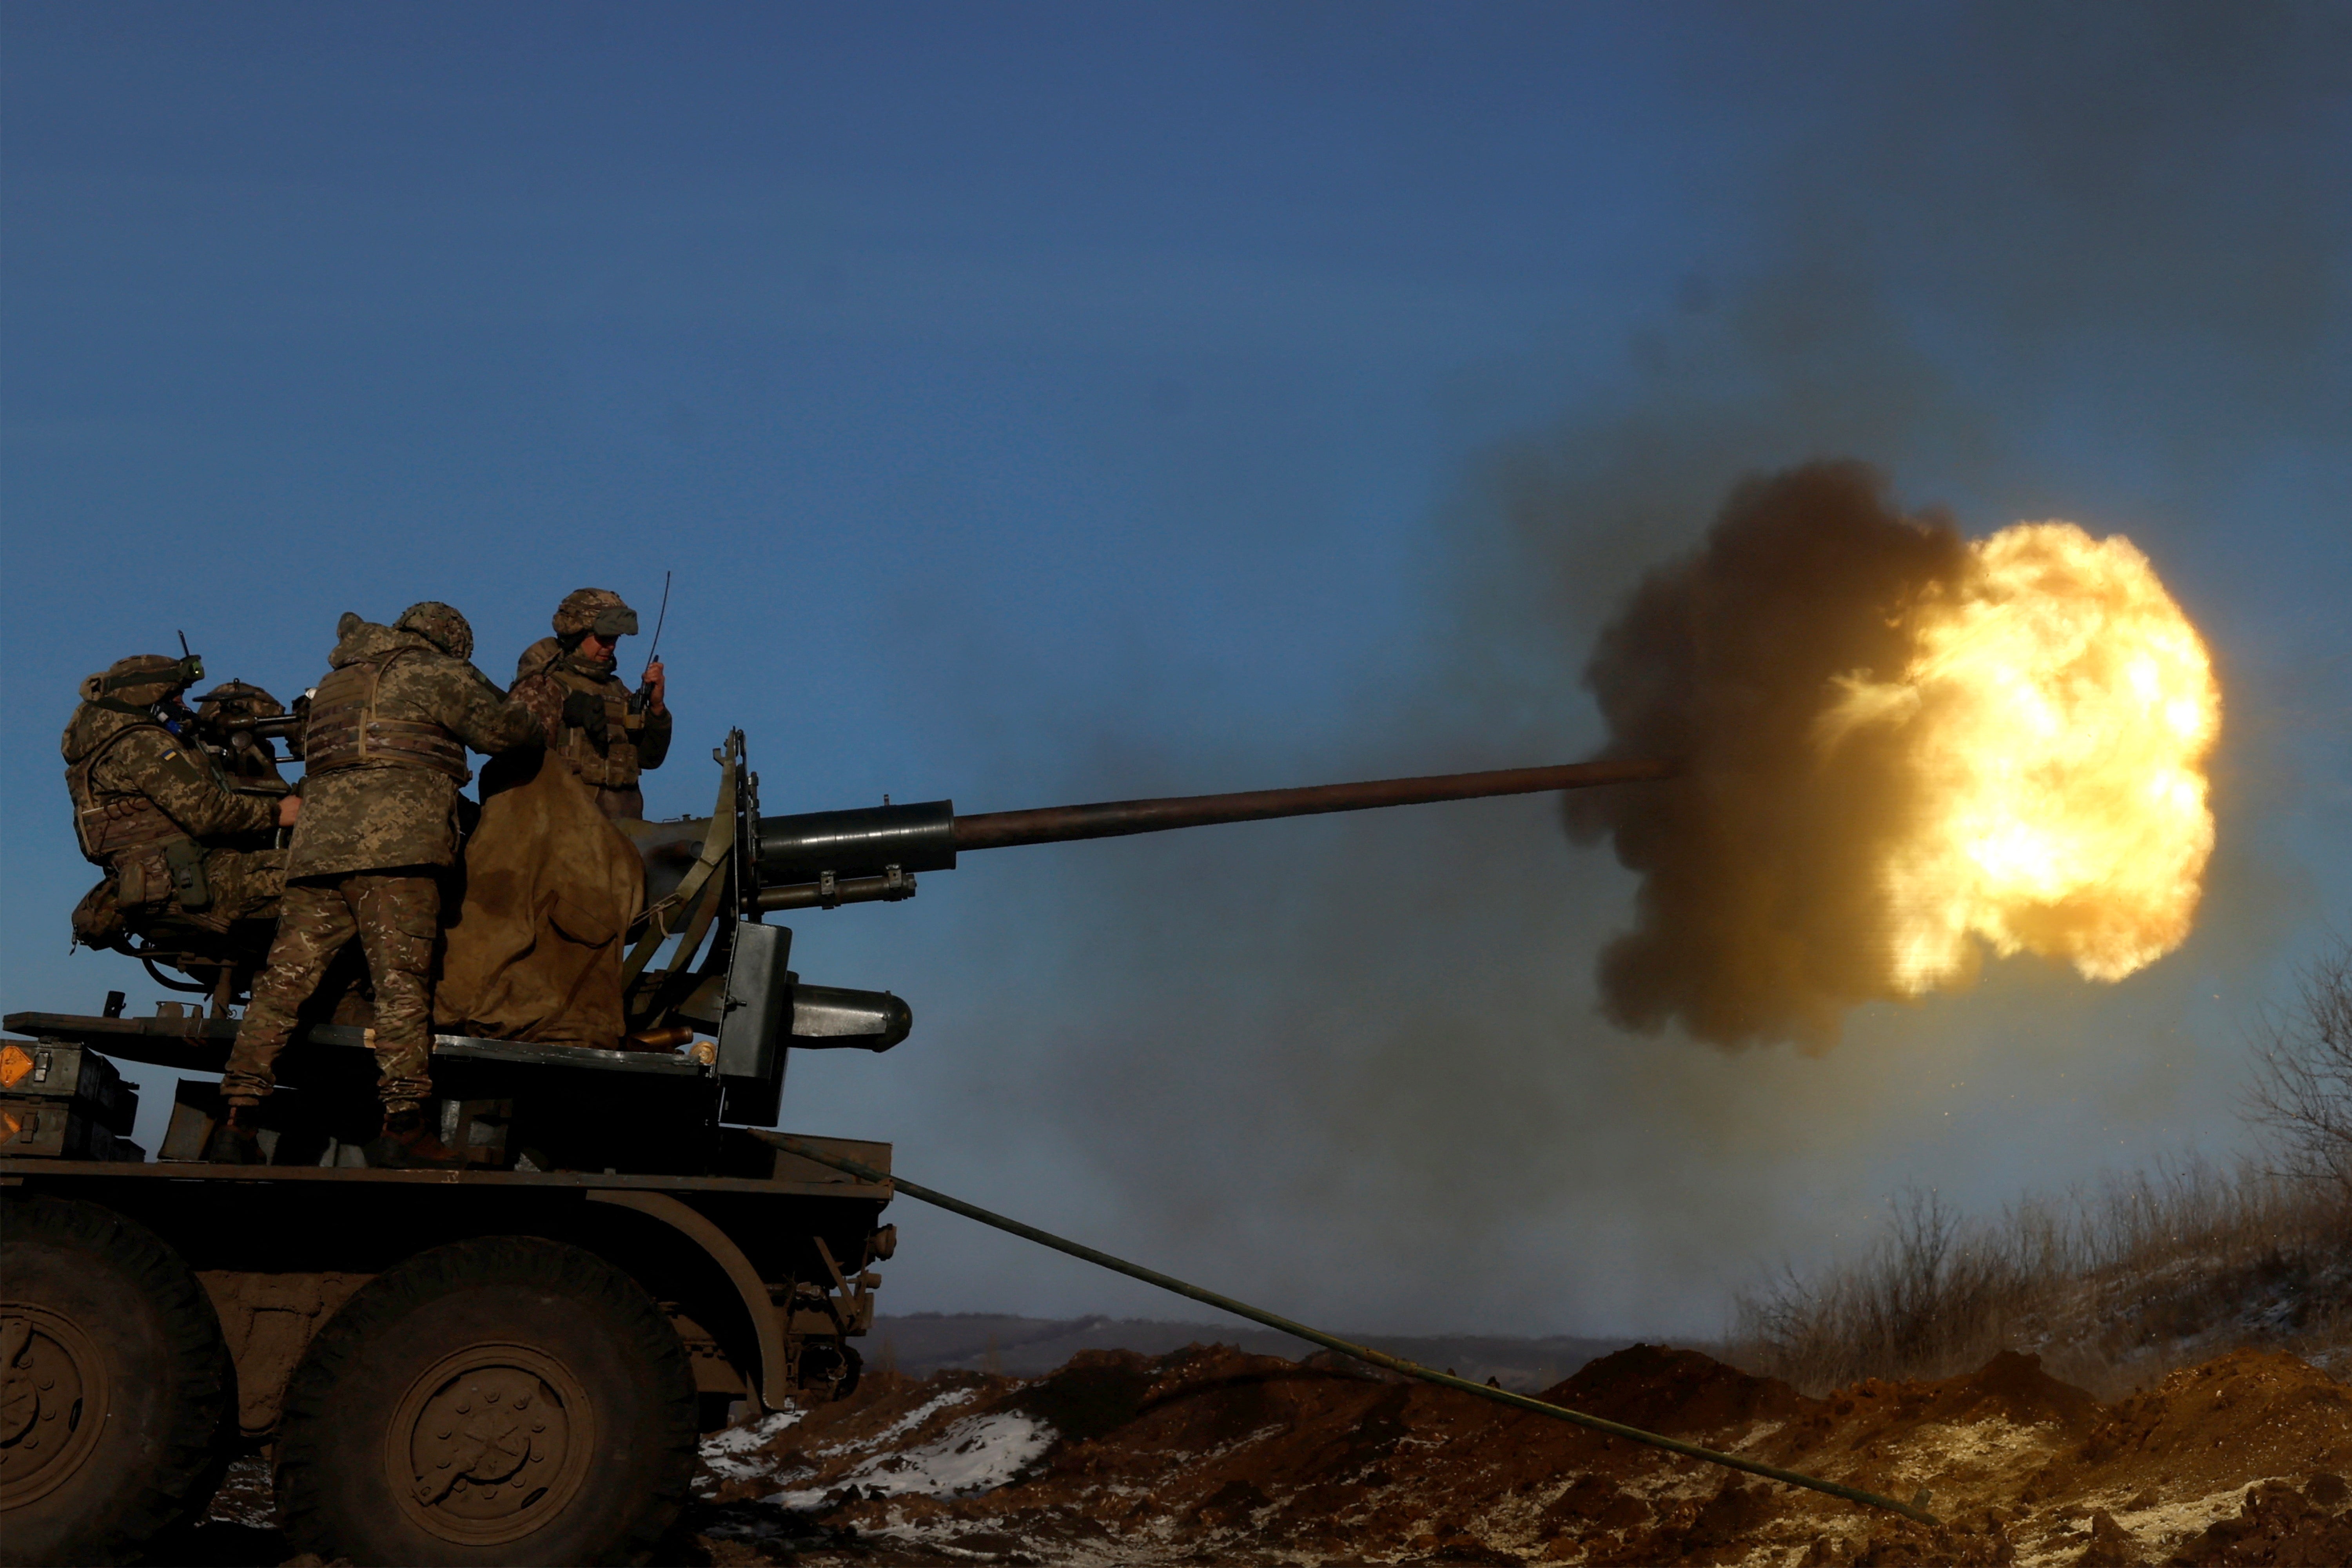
top-left (437, 750), bottom-right (643, 1049)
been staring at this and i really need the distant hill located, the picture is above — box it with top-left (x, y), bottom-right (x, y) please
top-left (867, 1312), bottom-right (1631, 1391)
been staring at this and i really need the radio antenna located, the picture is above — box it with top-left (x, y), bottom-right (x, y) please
top-left (640, 571), bottom-right (671, 697)
top-left (645, 572), bottom-right (671, 667)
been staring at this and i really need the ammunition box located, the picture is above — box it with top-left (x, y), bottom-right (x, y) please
top-left (0, 1096), bottom-right (145, 1161)
top-left (0, 1038), bottom-right (139, 1134)
top-left (158, 1078), bottom-right (225, 1162)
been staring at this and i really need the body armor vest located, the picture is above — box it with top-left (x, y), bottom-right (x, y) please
top-left (548, 661), bottom-right (646, 789)
top-left (65, 723), bottom-right (197, 909)
top-left (304, 649), bottom-right (470, 782)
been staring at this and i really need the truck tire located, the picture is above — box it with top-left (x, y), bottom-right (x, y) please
top-left (0, 1195), bottom-right (232, 1566)
top-left (276, 1234), bottom-right (697, 1566)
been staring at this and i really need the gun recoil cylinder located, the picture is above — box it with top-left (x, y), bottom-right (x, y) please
top-left (754, 800), bottom-right (958, 886)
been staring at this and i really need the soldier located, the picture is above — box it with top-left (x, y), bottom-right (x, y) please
top-left (214, 603), bottom-right (542, 1167)
top-left (511, 587), bottom-right (671, 820)
top-left (193, 679), bottom-right (296, 791)
top-left (62, 654), bottom-right (301, 956)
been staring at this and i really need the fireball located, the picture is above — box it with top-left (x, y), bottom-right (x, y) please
top-left (1818, 523), bottom-right (2220, 994)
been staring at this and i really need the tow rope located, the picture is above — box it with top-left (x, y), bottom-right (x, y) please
top-left (771, 1136), bottom-right (1939, 1527)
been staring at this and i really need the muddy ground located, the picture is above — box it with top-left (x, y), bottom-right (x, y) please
top-left (172, 1341), bottom-right (2351, 1566)
top-left (688, 1342), bottom-right (2352, 1567)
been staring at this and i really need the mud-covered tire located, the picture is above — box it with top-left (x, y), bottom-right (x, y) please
top-left (0, 1194), bottom-right (231, 1566)
top-left (276, 1235), bottom-right (696, 1566)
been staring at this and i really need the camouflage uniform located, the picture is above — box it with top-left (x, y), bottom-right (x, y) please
top-left (235, 875), bottom-right (445, 1108)
top-left (510, 588), bottom-right (671, 821)
top-left (62, 655), bottom-right (287, 950)
top-left (223, 605), bottom-right (542, 1114)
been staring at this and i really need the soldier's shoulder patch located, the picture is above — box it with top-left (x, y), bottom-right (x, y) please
top-left (151, 741), bottom-right (212, 782)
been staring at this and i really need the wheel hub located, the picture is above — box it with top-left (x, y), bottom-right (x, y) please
top-left (0, 1306), bottom-right (107, 1511)
top-left (387, 1343), bottom-right (595, 1546)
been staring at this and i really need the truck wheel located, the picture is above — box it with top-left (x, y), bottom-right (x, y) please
top-left (0, 1195), bottom-right (231, 1566)
top-left (276, 1235), bottom-right (697, 1566)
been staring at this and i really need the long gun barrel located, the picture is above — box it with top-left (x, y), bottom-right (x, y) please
top-left (950, 757), bottom-right (1674, 850)
top-left (690, 757), bottom-right (1672, 912)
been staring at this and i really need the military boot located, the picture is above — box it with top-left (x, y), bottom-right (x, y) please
top-left (363, 1107), bottom-right (466, 1169)
top-left (204, 1105), bottom-right (265, 1164)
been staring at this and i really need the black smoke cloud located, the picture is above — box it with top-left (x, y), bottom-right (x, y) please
top-left (1567, 461), bottom-right (1967, 1049)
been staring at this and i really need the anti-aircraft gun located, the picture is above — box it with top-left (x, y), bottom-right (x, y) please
top-left (0, 735), bottom-right (1667, 1566)
top-left (614, 738), bottom-right (1671, 1124)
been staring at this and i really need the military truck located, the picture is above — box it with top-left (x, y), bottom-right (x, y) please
top-left (2, 732), bottom-right (1665, 1565)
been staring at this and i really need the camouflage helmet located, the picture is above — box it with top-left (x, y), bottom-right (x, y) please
top-left (195, 679), bottom-right (284, 728)
top-left (396, 601), bottom-right (475, 661)
top-left (79, 653), bottom-right (201, 708)
top-left (552, 588), bottom-right (638, 642)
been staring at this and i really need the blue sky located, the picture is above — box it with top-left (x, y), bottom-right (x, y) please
top-left (4, 2), bottom-right (2347, 1336)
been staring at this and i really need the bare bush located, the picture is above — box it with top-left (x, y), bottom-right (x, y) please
top-left (1732, 1185), bottom-right (2034, 1394)
top-left (2247, 934), bottom-right (2352, 1191)
top-left (1730, 1160), bottom-right (2352, 1397)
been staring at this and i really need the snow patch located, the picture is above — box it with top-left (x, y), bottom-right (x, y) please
top-left (834, 1384), bottom-right (979, 1454)
top-left (698, 1409), bottom-right (806, 1486)
top-left (2028, 1478), bottom-right (2301, 1568)
top-left (1905, 1417), bottom-right (2065, 1474)
top-left (765, 1410), bottom-right (1056, 1507)
top-left (203, 1454), bottom-right (276, 1528)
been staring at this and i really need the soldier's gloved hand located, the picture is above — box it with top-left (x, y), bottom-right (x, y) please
top-left (277, 794), bottom-right (302, 828)
top-left (641, 659), bottom-right (666, 715)
top-left (561, 688), bottom-right (609, 739)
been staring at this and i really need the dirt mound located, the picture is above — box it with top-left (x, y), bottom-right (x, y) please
top-left (1780, 1347), bottom-right (2107, 1471)
top-left (2078, 1350), bottom-right (2352, 1483)
top-left (1004, 1346), bottom-right (1160, 1444)
top-left (688, 1341), bottom-right (2352, 1566)
top-left (1540, 1342), bottom-right (1817, 1437)
top-left (1913, 1348), bottom-right (2107, 1434)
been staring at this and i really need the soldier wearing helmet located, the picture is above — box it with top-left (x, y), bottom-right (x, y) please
top-left (62, 652), bottom-right (303, 952)
top-left (510, 586), bottom-right (672, 821)
top-left (217, 603), bottom-right (543, 1168)
top-left (193, 679), bottom-right (296, 792)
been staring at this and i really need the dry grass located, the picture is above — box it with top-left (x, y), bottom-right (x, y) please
top-left (1728, 1159), bottom-right (2352, 1399)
